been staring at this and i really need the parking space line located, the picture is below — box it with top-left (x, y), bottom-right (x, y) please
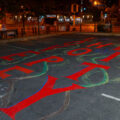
top-left (101, 93), bottom-right (120, 101)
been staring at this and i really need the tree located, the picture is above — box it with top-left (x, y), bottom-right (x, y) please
top-left (0, 0), bottom-right (20, 14)
top-left (28, 0), bottom-right (47, 34)
top-left (21, 0), bottom-right (57, 34)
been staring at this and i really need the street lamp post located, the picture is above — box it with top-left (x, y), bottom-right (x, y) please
top-left (22, 14), bottom-right (25, 36)
top-left (20, 5), bottom-right (26, 36)
top-left (71, 4), bottom-right (79, 30)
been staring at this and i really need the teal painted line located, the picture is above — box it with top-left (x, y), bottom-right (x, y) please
top-left (81, 55), bottom-right (109, 88)
top-left (1, 54), bottom-right (38, 65)
top-left (6, 45), bottom-right (29, 50)
top-left (15, 62), bottom-right (48, 80)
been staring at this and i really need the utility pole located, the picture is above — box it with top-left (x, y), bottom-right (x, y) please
top-left (80, 0), bottom-right (83, 32)
top-left (73, 14), bottom-right (76, 26)
top-left (71, 4), bottom-right (79, 27)
top-left (20, 5), bottom-right (26, 36)
top-left (119, 0), bottom-right (120, 7)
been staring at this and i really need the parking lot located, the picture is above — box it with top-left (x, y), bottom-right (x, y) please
top-left (0, 33), bottom-right (120, 120)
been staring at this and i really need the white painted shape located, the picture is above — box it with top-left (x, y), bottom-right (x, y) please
top-left (101, 93), bottom-right (120, 101)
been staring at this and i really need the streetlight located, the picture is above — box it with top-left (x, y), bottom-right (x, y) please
top-left (93, 1), bottom-right (99, 6)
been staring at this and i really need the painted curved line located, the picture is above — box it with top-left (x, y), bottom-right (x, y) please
top-left (39, 91), bottom-right (70, 120)
top-left (8, 77), bottom-right (48, 108)
top-left (76, 53), bottom-right (109, 87)
top-left (12, 62), bottom-right (48, 81)
top-left (0, 53), bottom-right (38, 65)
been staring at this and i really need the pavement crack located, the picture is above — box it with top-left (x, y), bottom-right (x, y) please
top-left (39, 91), bottom-right (70, 120)
top-left (0, 80), bottom-right (15, 108)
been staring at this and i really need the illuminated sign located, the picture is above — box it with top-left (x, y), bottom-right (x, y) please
top-left (46, 15), bottom-right (57, 18)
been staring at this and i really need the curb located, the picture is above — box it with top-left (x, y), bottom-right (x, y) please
top-left (0, 32), bottom-right (73, 44)
top-left (76, 32), bottom-right (120, 37)
top-left (0, 32), bottom-right (120, 44)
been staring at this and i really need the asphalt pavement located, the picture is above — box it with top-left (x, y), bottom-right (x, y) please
top-left (0, 33), bottom-right (120, 120)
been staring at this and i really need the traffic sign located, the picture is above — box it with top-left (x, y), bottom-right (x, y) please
top-left (71, 4), bottom-right (79, 13)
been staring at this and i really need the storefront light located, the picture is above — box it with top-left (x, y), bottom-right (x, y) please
top-left (87, 15), bottom-right (90, 19)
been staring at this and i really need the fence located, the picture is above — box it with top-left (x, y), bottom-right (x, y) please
top-left (0, 23), bottom-right (120, 39)
top-left (112, 24), bottom-right (120, 33)
top-left (70, 24), bottom-right (97, 32)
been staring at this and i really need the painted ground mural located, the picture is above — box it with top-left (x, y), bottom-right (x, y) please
top-left (0, 34), bottom-right (120, 120)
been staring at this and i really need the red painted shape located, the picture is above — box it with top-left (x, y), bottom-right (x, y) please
top-left (67, 48), bottom-right (92, 56)
top-left (0, 75), bottom-right (85, 120)
top-left (25, 56), bottom-right (64, 66)
top-left (87, 42), bottom-right (113, 48)
top-left (0, 56), bottom-right (13, 61)
top-left (0, 37), bottom-right (95, 61)
top-left (113, 47), bottom-right (120, 51)
top-left (40, 37), bottom-right (95, 52)
top-left (0, 50), bottom-right (40, 61)
top-left (100, 52), bottom-right (120, 62)
top-left (63, 37), bottom-right (95, 47)
top-left (40, 45), bottom-right (62, 52)
top-left (66, 62), bottom-right (110, 81)
top-left (0, 66), bottom-right (33, 79)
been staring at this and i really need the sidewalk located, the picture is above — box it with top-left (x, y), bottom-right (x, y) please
top-left (0, 32), bottom-right (73, 44)
top-left (77, 32), bottom-right (120, 37)
top-left (0, 32), bottom-right (120, 44)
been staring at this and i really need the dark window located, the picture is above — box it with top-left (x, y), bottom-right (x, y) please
top-left (44, 18), bottom-right (57, 25)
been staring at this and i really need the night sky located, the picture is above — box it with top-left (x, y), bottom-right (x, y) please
top-left (106, 0), bottom-right (118, 6)
top-left (28, 0), bottom-right (118, 6)
top-left (23, 0), bottom-right (118, 10)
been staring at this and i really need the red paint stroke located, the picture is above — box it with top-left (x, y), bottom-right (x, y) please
top-left (87, 42), bottom-right (113, 48)
top-left (0, 75), bottom-right (85, 120)
top-left (113, 46), bottom-right (120, 51)
top-left (100, 52), bottom-right (120, 62)
top-left (0, 51), bottom-right (40, 61)
top-left (40, 37), bottom-right (95, 52)
top-left (0, 66), bottom-right (33, 79)
top-left (67, 48), bottom-right (92, 56)
top-left (24, 56), bottom-right (64, 66)
top-left (0, 37), bottom-right (95, 61)
top-left (66, 62), bottom-right (110, 81)
top-left (63, 37), bottom-right (95, 47)
top-left (40, 45), bottom-right (62, 52)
